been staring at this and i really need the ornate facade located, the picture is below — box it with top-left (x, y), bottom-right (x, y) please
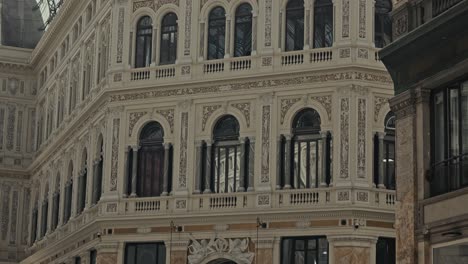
top-left (0, 0), bottom-right (397, 263)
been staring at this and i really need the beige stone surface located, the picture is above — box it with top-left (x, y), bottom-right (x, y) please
top-left (96, 253), bottom-right (117, 264)
top-left (334, 247), bottom-right (370, 264)
top-left (171, 250), bottom-right (187, 264)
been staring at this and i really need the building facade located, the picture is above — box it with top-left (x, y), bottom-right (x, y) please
top-left (0, 0), bottom-right (397, 263)
top-left (380, 0), bottom-right (468, 263)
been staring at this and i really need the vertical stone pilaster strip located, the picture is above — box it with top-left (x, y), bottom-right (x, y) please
top-left (116, 8), bottom-right (125, 63)
top-left (178, 112), bottom-right (188, 189)
top-left (130, 146), bottom-right (138, 197)
top-left (162, 143), bottom-right (171, 196)
top-left (357, 98), bottom-right (366, 178)
top-left (276, 136), bottom-right (282, 189)
top-left (284, 136), bottom-right (292, 189)
top-left (110, 118), bottom-right (120, 192)
top-left (184, 0), bottom-right (193, 56)
top-left (194, 141), bottom-right (203, 194)
top-left (248, 137), bottom-right (255, 191)
top-left (261, 105), bottom-right (271, 183)
top-left (320, 132), bottom-right (328, 187)
top-left (238, 138), bottom-right (246, 192)
top-left (204, 141), bottom-right (212, 193)
top-left (377, 132), bottom-right (386, 188)
top-left (340, 98), bottom-right (349, 178)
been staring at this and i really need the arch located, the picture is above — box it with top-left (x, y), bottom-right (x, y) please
top-left (201, 253), bottom-right (244, 264)
top-left (285, 0), bottom-right (305, 51)
top-left (130, 113), bottom-right (173, 145)
top-left (282, 100), bottom-right (330, 133)
top-left (207, 6), bottom-right (227, 60)
top-left (229, 0), bottom-right (258, 17)
top-left (200, 0), bottom-right (229, 21)
top-left (213, 115), bottom-right (240, 140)
top-left (375, 103), bottom-right (391, 129)
top-left (139, 121), bottom-right (165, 143)
top-left (159, 12), bottom-right (178, 65)
top-left (203, 108), bottom-right (249, 137)
top-left (132, 8), bottom-right (156, 29)
top-left (292, 108), bottom-right (321, 133)
top-left (154, 4), bottom-right (180, 25)
top-left (135, 15), bottom-right (154, 68)
top-left (384, 111), bottom-right (395, 133)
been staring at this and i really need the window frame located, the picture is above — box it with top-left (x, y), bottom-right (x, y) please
top-left (124, 242), bottom-right (166, 264)
top-left (207, 6), bottom-right (227, 60)
top-left (284, 0), bottom-right (305, 52)
top-left (233, 3), bottom-right (253, 57)
top-left (374, 0), bottom-right (393, 48)
top-left (313, 0), bottom-right (334, 48)
top-left (281, 236), bottom-right (329, 264)
top-left (159, 12), bottom-right (178, 65)
top-left (135, 16), bottom-right (154, 68)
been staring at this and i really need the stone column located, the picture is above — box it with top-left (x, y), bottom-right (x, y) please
top-left (238, 137), bottom-right (246, 192)
top-left (199, 22), bottom-right (205, 59)
top-left (123, 147), bottom-right (130, 197)
top-left (248, 137), bottom-right (255, 191)
top-left (152, 27), bottom-right (158, 65)
top-left (225, 17), bottom-right (231, 58)
top-left (377, 132), bottom-right (386, 189)
top-left (162, 143), bottom-right (171, 196)
top-left (284, 135), bottom-right (292, 189)
top-left (194, 141), bottom-right (203, 194)
top-left (320, 131), bottom-right (329, 187)
top-left (204, 140), bottom-right (213, 193)
top-left (389, 88), bottom-right (431, 264)
top-left (276, 136), bottom-right (282, 190)
top-left (130, 146), bottom-right (139, 197)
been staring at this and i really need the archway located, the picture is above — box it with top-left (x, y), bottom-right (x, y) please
top-left (207, 259), bottom-right (237, 264)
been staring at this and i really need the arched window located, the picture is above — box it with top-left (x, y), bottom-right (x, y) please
top-left (285, 0), bottom-right (305, 51)
top-left (234, 4), bottom-right (253, 57)
top-left (135, 16), bottom-right (153, 68)
top-left (51, 173), bottom-right (60, 231)
top-left (374, 112), bottom-right (395, 189)
top-left (134, 122), bottom-right (172, 197)
top-left (279, 109), bottom-right (331, 189)
top-left (210, 115), bottom-right (247, 193)
top-left (63, 162), bottom-right (73, 224)
top-left (40, 184), bottom-right (49, 238)
top-left (160, 13), bottom-right (178, 65)
top-left (375, 0), bottom-right (392, 48)
top-left (77, 150), bottom-right (88, 214)
top-left (207, 7), bottom-right (226, 60)
top-left (92, 136), bottom-right (104, 204)
top-left (313, 0), bottom-right (333, 48)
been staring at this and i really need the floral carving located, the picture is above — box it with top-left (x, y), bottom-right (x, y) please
top-left (356, 191), bottom-right (369, 202)
top-left (310, 95), bottom-right (332, 121)
top-left (280, 98), bottom-right (301, 124)
top-left (176, 199), bottom-right (187, 209)
top-left (337, 191), bottom-right (349, 201)
top-left (342, 0), bottom-right (350, 38)
top-left (359, 0), bottom-right (366, 38)
top-left (133, 0), bottom-right (180, 12)
top-left (188, 237), bottom-right (254, 264)
top-left (128, 111), bottom-right (148, 136)
top-left (155, 109), bottom-right (175, 133)
top-left (231, 103), bottom-right (251, 127)
top-left (202, 105), bottom-right (222, 131)
top-left (106, 203), bottom-right (117, 212)
top-left (357, 99), bottom-right (366, 178)
top-left (262, 56), bottom-right (272, 66)
top-left (358, 48), bottom-right (369, 59)
top-left (9, 191), bottom-right (18, 244)
top-left (340, 48), bottom-right (350, 58)
top-left (179, 112), bottom-right (188, 188)
top-left (182, 65), bottom-right (191, 75)
top-left (16, 111), bottom-right (23, 152)
top-left (261, 106), bottom-right (270, 183)
top-left (116, 8), bottom-right (124, 63)
top-left (340, 98), bottom-right (349, 179)
top-left (22, 188), bottom-right (30, 245)
top-left (0, 108), bottom-right (5, 150)
top-left (110, 118), bottom-right (120, 191)
top-left (184, 0), bottom-right (192, 55)
top-left (258, 194), bottom-right (270, 206)
top-left (1, 185), bottom-right (11, 240)
top-left (264, 0), bottom-right (272, 47)
top-left (374, 96), bottom-right (389, 122)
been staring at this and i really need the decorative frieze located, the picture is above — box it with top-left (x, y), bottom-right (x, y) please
top-left (133, 0), bottom-right (180, 12)
top-left (188, 237), bottom-right (254, 264)
top-left (340, 98), bottom-right (349, 179)
top-left (110, 118), bottom-right (120, 192)
top-left (357, 98), bottom-right (366, 178)
top-left (202, 105), bottom-right (222, 131)
top-left (178, 112), bottom-right (188, 188)
top-left (261, 106), bottom-right (271, 183)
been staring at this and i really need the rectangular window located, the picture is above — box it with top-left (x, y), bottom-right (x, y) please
top-left (125, 243), bottom-right (166, 264)
top-left (281, 236), bottom-right (328, 264)
top-left (433, 242), bottom-right (468, 263)
top-left (431, 81), bottom-right (468, 196)
top-left (376, 237), bottom-right (395, 264)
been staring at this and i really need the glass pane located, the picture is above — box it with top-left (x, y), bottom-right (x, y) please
top-left (208, 7), bottom-right (226, 60)
top-left (433, 91), bottom-right (446, 194)
top-left (234, 4), bottom-right (252, 57)
top-left (227, 147), bottom-right (235, 192)
top-left (314, 1), bottom-right (333, 48)
top-left (282, 239), bottom-right (294, 264)
top-left (136, 244), bottom-right (157, 264)
top-left (294, 251), bottom-right (305, 264)
top-left (286, 3), bottom-right (305, 51)
top-left (433, 242), bottom-right (468, 264)
top-left (219, 148), bottom-right (226, 193)
top-left (157, 244), bottom-right (166, 264)
top-left (296, 239), bottom-right (305, 250)
top-left (318, 238), bottom-right (329, 264)
top-left (308, 239), bottom-right (317, 249)
top-left (299, 142), bottom-right (308, 188)
top-left (307, 250), bottom-right (318, 263)
top-left (312, 141), bottom-right (319, 188)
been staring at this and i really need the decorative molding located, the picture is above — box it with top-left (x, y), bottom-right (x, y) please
top-left (188, 236), bottom-right (254, 264)
top-left (280, 98), bottom-right (301, 125)
top-left (202, 105), bottom-right (222, 131)
top-left (264, 0), bottom-right (272, 47)
top-left (184, 0), bottom-right (193, 55)
top-left (356, 191), bottom-right (369, 202)
top-left (261, 106), bottom-right (271, 183)
top-left (340, 48), bottom-right (350, 58)
top-left (359, 0), bottom-right (366, 38)
top-left (337, 190), bottom-right (350, 201)
top-left (116, 8), bottom-right (125, 63)
top-left (181, 65), bottom-right (191, 75)
top-left (1, 185), bottom-right (11, 240)
top-left (357, 98), bottom-right (366, 178)
top-left (262, 56), bottom-right (272, 66)
top-left (340, 98), bottom-right (349, 179)
top-left (310, 95), bottom-right (332, 121)
top-left (6, 104), bottom-right (16, 151)
top-left (257, 194), bottom-right (270, 206)
top-left (155, 108), bottom-right (175, 133)
top-left (110, 118), bottom-right (120, 191)
top-left (128, 111), bottom-right (148, 136)
top-left (342, 0), bottom-right (350, 38)
top-left (178, 112), bottom-right (188, 188)
top-left (358, 48), bottom-right (368, 59)
top-left (110, 71), bottom-right (392, 103)
top-left (132, 0), bottom-right (180, 12)
top-left (176, 199), bottom-right (187, 209)
top-left (231, 103), bottom-right (251, 127)
top-left (374, 96), bottom-right (389, 122)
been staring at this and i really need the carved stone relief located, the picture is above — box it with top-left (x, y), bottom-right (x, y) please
top-left (16, 110), bottom-right (23, 152)
top-left (184, 0), bottom-right (193, 56)
top-left (340, 48), bottom-right (351, 58)
top-left (337, 190), bottom-right (350, 201)
top-left (116, 8), bottom-right (125, 63)
top-left (261, 106), bottom-right (271, 183)
top-left (110, 118), bottom-right (120, 191)
top-left (342, 0), bottom-right (350, 38)
top-left (179, 112), bottom-right (188, 188)
top-left (128, 111), bottom-right (148, 136)
top-left (257, 194), bottom-right (270, 206)
top-left (188, 236), bottom-right (254, 264)
top-left (133, 0), bottom-right (180, 12)
top-left (280, 98), bottom-right (301, 125)
top-left (9, 190), bottom-right (18, 245)
top-left (22, 188), bottom-right (30, 245)
top-left (357, 99), bottom-right (366, 178)
top-left (1, 185), bottom-right (11, 240)
top-left (6, 104), bottom-right (16, 151)
top-left (265, 0), bottom-right (272, 47)
top-left (340, 98), bottom-right (349, 179)
top-left (155, 109), bottom-right (175, 133)
top-left (374, 96), bottom-right (389, 122)
top-left (0, 108), bottom-right (4, 150)
top-left (202, 105), bottom-right (222, 131)
top-left (231, 103), bottom-right (251, 127)
top-left (358, 48), bottom-right (369, 59)
top-left (311, 95), bottom-right (332, 121)
top-left (359, 0), bottom-right (366, 38)
top-left (356, 191), bottom-right (369, 202)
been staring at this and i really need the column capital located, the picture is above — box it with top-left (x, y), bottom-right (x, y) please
top-left (131, 145), bottom-right (140, 152)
